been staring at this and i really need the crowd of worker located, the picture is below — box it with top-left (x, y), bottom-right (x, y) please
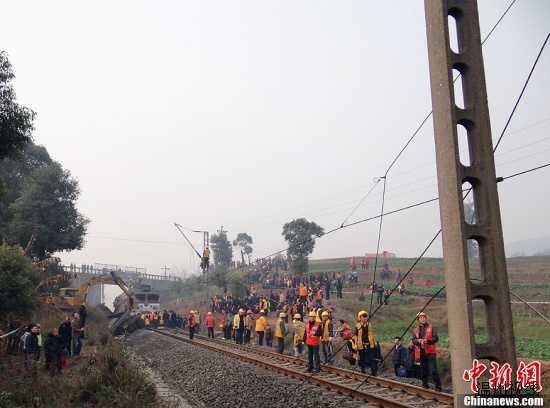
top-left (144, 274), bottom-right (441, 392)
top-left (16, 301), bottom-right (88, 377)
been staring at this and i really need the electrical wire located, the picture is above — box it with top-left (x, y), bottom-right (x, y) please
top-left (480, 0), bottom-right (517, 46)
top-left (497, 162), bottom-right (550, 182)
top-left (311, 5), bottom-right (529, 326)
top-left (86, 236), bottom-right (187, 245)
top-left (219, 159), bottom-right (550, 283)
top-left (333, 286), bottom-right (447, 406)
top-left (337, 0), bottom-right (517, 231)
top-left (340, 177), bottom-right (382, 227)
top-left (220, 116), bottom-right (548, 235)
top-left (368, 176), bottom-right (386, 316)
top-left (334, 31), bottom-right (550, 404)
top-left (493, 32), bottom-right (550, 152)
top-left (82, 160), bottom-right (548, 268)
top-left (285, 2), bottom-right (540, 397)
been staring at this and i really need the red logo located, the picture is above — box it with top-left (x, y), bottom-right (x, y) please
top-left (463, 359), bottom-right (542, 393)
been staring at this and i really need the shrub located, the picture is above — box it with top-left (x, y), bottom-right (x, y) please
top-left (70, 341), bottom-right (158, 406)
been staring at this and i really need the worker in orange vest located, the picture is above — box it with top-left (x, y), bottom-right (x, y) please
top-left (187, 311), bottom-right (196, 340)
top-left (305, 311), bottom-right (322, 372)
top-left (205, 311), bottom-right (216, 338)
top-left (412, 312), bottom-right (441, 391)
top-left (315, 287), bottom-right (323, 308)
top-left (299, 283), bottom-right (308, 303)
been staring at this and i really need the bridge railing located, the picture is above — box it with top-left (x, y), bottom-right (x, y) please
top-left (60, 265), bottom-right (180, 282)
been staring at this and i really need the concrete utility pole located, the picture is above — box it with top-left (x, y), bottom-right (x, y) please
top-left (203, 231), bottom-right (210, 252)
top-left (424, 0), bottom-right (517, 404)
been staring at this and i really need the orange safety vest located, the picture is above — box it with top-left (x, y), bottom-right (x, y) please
top-left (305, 321), bottom-right (321, 346)
top-left (187, 315), bottom-right (195, 327)
top-left (341, 323), bottom-right (352, 339)
top-left (414, 324), bottom-right (437, 358)
top-left (205, 316), bottom-right (215, 328)
top-left (316, 290), bottom-right (323, 300)
top-left (299, 286), bottom-right (308, 297)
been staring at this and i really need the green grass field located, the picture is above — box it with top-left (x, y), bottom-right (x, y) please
top-left (309, 255), bottom-right (550, 360)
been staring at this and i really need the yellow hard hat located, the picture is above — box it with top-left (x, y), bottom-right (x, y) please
top-left (239, 309), bottom-right (244, 313)
top-left (190, 311), bottom-right (194, 314)
top-left (321, 311), bottom-right (329, 317)
top-left (416, 312), bottom-right (427, 320)
top-left (294, 314), bottom-right (301, 319)
top-left (309, 311), bottom-right (317, 317)
top-left (260, 309), bottom-right (265, 314)
top-left (207, 312), bottom-right (212, 315)
top-left (279, 312), bottom-right (286, 318)
top-left (358, 310), bottom-right (368, 319)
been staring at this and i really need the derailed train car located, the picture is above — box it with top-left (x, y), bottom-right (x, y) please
top-left (111, 283), bottom-right (160, 335)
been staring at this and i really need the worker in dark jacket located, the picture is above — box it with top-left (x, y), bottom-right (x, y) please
top-left (405, 339), bottom-right (419, 378)
top-left (71, 313), bottom-right (84, 356)
top-left (58, 316), bottom-right (72, 355)
top-left (391, 336), bottom-right (407, 376)
top-left (44, 328), bottom-right (64, 376)
top-left (79, 301), bottom-right (87, 327)
top-left (24, 325), bottom-right (40, 375)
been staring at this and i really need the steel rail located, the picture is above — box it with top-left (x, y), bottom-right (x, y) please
top-left (146, 329), bottom-right (454, 408)
top-left (190, 333), bottom-right (453, 404)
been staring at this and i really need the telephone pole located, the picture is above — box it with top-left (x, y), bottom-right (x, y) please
top-left (424, 1), bottom-right (517, 404)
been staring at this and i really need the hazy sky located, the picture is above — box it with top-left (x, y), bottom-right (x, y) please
top-left (2, 1), bottom-right (549, 280)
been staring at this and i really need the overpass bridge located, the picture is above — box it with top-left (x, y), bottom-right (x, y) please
top-left (60, 263), bottom-right (180, 308)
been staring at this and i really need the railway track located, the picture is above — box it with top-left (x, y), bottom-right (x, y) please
top-left (147, 328), bottom-right (454, 408)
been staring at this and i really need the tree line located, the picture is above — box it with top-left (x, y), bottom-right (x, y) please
top-left (0, 51), bottom-right (89, 321)
top-left (0, 49), bottom-right (325, 322)
top-left (208, 218), bottom-right (324, 283)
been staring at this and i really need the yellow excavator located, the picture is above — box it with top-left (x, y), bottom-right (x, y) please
top-left (56, 270), bottom-right (136, 310)
top-left (46, 270), bottom-right (144, 335)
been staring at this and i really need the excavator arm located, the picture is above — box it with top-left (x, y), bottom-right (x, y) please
top-left (75, 275), bottom-right (116, 305)
top-left (107, 271), bottom-right (143, 335)
top-left (109, 271), bottom-right (136, 309)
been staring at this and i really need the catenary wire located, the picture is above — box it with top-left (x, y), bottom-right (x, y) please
top-left (493, 32), bottom-right (549, 152)
top-left (222, 116), bottom-right (549, 234)
top-left (90, 3), bottom-right (534, 290)
top-left (322, 3), bottom-right (528, 324)
top-left (82, 162), bottom-right (548, 258)
top-left (220, 159), bottom-right (549, 283)
top-left (330, 29), bottom-right (546, 406)
top-left (338, 0), bottom-right (518, 230)
top-left (224, 1), bottom-right (525, 236)
top-left (231, 141), bottom-right (549, 233)
top-left (334, 31), bottom-right (550, 402)
top-left (368, 32), bottom-right (550, 358)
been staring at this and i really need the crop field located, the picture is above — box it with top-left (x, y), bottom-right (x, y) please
top-left (309, 255), bottom-right (550, 361)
